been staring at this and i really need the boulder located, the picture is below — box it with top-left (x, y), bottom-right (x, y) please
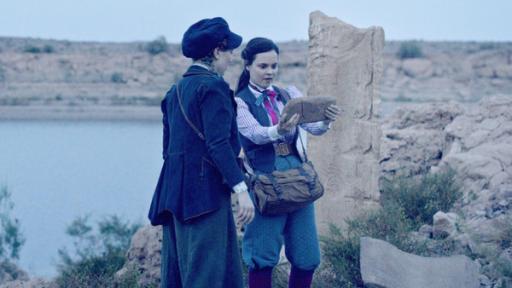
top-left (380, 102), bottom-right (463, 178)
top-left (116, 225), bottom-right (161, 287)
top-left (401, 58), bottom-right (433, 78)
top-left (307, 11), bottom-right (383, 231)
top-left (432, 211), bottom-right (459, 238)
top-left (360, 237), bottom-right (480, 288)
top-left (418, 224), bottom-right (433, 238)
top-left (498, 247), bottom-right (512, 265)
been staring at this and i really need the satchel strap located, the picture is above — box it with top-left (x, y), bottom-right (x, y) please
top-left (175, 84), bottom-right (206, 141)
top-left (297, 164), bottom-right (315, 193)
top-left (268, 174), bottom-right (284, 199)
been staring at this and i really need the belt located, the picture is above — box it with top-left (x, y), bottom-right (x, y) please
top-left (273, 142), bottom-right (293, 156)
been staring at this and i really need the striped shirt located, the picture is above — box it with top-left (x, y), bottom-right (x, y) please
top-left (235, 84), bottom-right (330, 145)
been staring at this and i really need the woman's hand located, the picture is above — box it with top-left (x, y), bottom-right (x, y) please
top-left (237, 190), bottom-right (255, 225)
top-left (324, 104), bottom-right (340, 123)
top-left (277, 113), bottom-right (300, 135)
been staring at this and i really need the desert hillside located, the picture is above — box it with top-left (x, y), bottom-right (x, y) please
top-left (0, 37), bottom-right (511, 119)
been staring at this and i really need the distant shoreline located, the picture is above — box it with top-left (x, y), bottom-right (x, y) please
top-left (0, 101), bottom-right (446, 121)
top-left (0, 106), bottom-right (161, 121)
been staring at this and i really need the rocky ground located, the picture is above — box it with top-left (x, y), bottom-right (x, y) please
top-left (380, 97), bottom-right (512, 287)
top-left (1, 37), bottom-right (512, 119)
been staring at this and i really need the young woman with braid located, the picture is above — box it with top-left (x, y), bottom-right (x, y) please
top-left (235, 37), bottom-right (340, 288)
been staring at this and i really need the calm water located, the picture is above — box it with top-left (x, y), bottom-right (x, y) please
top-left (0, 120), bottom-right (163, 277)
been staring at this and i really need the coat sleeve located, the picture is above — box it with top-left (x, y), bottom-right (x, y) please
top-left (199, 81), bottom-right (245, 188)
top-left (161, 93), bottom-right (170, 160)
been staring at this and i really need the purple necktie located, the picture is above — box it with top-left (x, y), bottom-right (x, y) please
top-left (263, 90), bottom-right (278, 125)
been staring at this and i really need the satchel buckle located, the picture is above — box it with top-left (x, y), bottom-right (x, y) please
top-left (274, 142), bottom-right (291, 156)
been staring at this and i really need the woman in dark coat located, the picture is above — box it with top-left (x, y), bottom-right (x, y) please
top-left (235, 37), bottom-right (339, 288)
top-left (148, 17), bottom-right (255, 288)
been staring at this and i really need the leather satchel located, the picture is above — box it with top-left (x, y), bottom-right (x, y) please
top-left (250, 161), bottom-right (324, 215)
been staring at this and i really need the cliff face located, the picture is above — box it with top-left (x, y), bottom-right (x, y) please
top-left (0, 37), bottom-right (511, 119)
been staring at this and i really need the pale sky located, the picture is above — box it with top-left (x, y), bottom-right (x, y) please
top-left (1, 0), bottom-right (511, 43)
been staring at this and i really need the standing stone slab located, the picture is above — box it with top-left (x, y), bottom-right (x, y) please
top-left (307, 11), bottom-right (382, 231)
top-left (360, 237), bottom-right (480, 288)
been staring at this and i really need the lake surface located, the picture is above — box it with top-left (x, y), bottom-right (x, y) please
top-left (0, 120), bottom-right (163, 277)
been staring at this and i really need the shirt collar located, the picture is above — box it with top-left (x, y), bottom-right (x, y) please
top-left (192, 62), bottom-right (212, 71)
top-left (248, 81), bottom-right (275, 96)
top-left (248, 82), bottom-right (279, 106)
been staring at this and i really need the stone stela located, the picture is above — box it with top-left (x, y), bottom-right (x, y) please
top-left (307, 11), bottom-right (383, 232)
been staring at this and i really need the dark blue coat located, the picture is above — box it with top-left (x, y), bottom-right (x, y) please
top-left (149, 65), bottom-right (245, 225)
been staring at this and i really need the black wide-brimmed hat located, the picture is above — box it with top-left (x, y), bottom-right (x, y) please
top-left (182, 17), bottom-right (242, 59)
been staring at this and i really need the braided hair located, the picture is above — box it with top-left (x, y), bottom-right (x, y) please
top-left (236, 37), bottom-right (280, 94)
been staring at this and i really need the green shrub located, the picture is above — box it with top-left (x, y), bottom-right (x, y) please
top-left (394, 94), bottom-right (413, 102)
top-left (498, 257), bottom-right (512, 278)
top-left (23, 45), bottom-right (42, 53)
top-left (0, 66), bottom-right (5, 82)
top-left (23, 44), bottom-right (55, 54)
top-left (43, 44), bottom-right (55, 53)
top-left (321, 225), bottom-right (362, 287)
top-left (55, 215), bottom-right (141, 288)
top-left (498, 216), bottom-right (512, 250)
top-left (320, 169), bottom-right (462, 287)
top-left (321, 205), bottom-right (419, 287)
top-left (110, 72), bottom-right (126, 84)
top-left (381, 168), bottom-right (462, 229)
top-left (145, 36), bottom-right (168, 55)
top-left (0, 186), bottom-right (25, 261)
top-left (479, 42), bottom-right (498, 51)
top-left (397, 41), bottom-right (423, 59)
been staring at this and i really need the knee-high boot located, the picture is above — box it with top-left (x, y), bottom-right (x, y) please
top-left (288, 266), bottom-right (314, 288)
top-left (248, 267), bottom-right (273, 288)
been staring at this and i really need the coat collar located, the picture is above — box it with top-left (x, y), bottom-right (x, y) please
top-left (182, 64), bottom-right (220, 78)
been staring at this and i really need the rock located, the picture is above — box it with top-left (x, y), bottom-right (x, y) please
top-left (380, 102), bottom-right (463, 178)
top-left (498, 247), bottom-right (512, 265)
top-left (307, 11), bottom-right (383, 231)
top-left (382, 102), bottom-right (463, 130)
top-left (466, 216), bottom-right (508, 244)
top-left (452, 233), bottom-right (478, 254)
top-left (433, 211), bottom-right (459, 238)
top-left (116, 225), bottom-right (162, 287)
top-left (495, 277), bottom-right (512, 288)
top-left (418, 224), bottom-right (433, 238)
top-left (360, 237), bottom-right (480, 288)
top-left (478, 274), bottom-right (492, 288)
top-left (495, 65), bottom-right (512, 79)
top-left (401, 58), bottom-right (433, 78)
top-left (380, 128), bottom-right (444, 177)
top-left (281, 96), bottom-right (336, 124)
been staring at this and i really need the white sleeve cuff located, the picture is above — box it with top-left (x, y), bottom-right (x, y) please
top-left (268, 125), bottom-right (282, 140)
top-left (232, 181), bottom-right (248, 194)
top-left (322, 121), bottom-right (332, 129)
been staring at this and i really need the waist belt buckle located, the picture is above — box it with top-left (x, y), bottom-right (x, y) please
top-left (275, 143), bottom-right (290, 156)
